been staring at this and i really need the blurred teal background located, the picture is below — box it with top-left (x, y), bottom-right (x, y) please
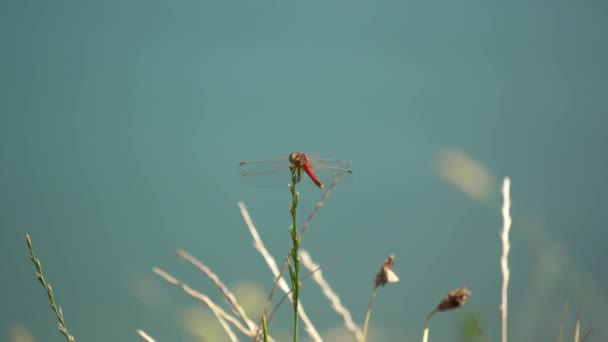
top-left (1, 0), bottom-right (607, 341)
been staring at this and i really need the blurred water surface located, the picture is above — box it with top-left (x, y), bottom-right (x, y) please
top-left (1, 1), bottom-right (607, 341)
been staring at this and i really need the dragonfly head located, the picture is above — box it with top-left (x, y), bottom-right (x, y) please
top-left (289, 152), bottom-right (307, 167)
top-left (288, 152), bottom-right (298, 164)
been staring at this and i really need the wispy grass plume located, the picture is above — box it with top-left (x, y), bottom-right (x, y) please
top-left (26, 234), bottom-right (75, 342)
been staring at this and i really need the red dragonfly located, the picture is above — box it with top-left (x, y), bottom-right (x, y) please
top-left (237, 152), bottom-right (353, 190)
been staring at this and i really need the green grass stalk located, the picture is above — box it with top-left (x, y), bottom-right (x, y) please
top-left (26, 234), bottom-right (75, 342)
top-left (288, 167), bottom-right (301, 342)
top-left (422, 309), bottom-right (438, 342)
top-left (262, 313), bottom-right (269, 342)
top-left (362, 286), bottom-right (378, 342)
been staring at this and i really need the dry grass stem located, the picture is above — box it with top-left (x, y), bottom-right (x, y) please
top-left (256, 258), bottom-right (289, 338)
top-left (559, 300), bottom-right (569, 342)
top-left (363, 287), bottom-right (379, 342)
top-left (153, 267), bottom-right (242, 341)
top-left (238, 201), bottom-right (322, 341)
top-left (300, 161), bottom-right (351, 238)
top-left (300, 250), bottom-right (363, 341)
top-left (176, 249), bottom-right (257, 335)
top-left (574, 299), bottom-right (585, 342)
top-left (422, 311), bottom-right (434, 342)
top-left (266, 261), bottom-right (306, 327)
top-left (136, 329), bottom-right (156, 342)
top-left (581, 328), bottom-right (593, 342)
top-left (363, 254), bottom-right (399, 342)
top-left (265, 255), bottom-right (342, 329)
top-left (500, 177), bottom-right (512, 342)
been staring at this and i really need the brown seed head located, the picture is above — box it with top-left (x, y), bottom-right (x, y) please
top-left (436, 287), bottom-right (471, 312)
top-left (374, 254), bottom-right (399, 287)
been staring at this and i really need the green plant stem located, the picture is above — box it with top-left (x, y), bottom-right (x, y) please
top-left (422, 309), bottom-right (438, 342)
top-left (26, 234), bottom-right (75, 342)
top-left (262, 312), bottom-right (269, 342)
top-left (288, 168), bottom-right (301, 342)
top-left (362, 286), bottom-right (378, 342)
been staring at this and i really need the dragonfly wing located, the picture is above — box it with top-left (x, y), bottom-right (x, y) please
top-left (236, 153), bottom-right (352, 189)
top-left (237, 156), bottom-right (294, 189)
top-left (238, 167), bottom-right (295, 189)
top-left (305, 157), bottom-right (353, 187)
top-left (306, 155), bottom-right (351, 170)
top-left (236, 156), bottom-right (289, 173)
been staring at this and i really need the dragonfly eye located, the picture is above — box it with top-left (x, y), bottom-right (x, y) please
top-left (288, 153), bottom-right (298, 164)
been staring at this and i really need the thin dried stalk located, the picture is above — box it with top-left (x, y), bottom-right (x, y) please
top-left (300, 250), bottom-right (363, 341)
top-left (176, 249), bottom-right (257, 335)
top-left (500, 177), bottom-right (512, 342)
top-left (363, 255), bottom-right (399, 342)
top-left (422, 309), bottom-right (437, 342)
top-left (238, 201), bottom-right (322, 341)
top-left (559, 300), bottom-right (569, 342)
top-left (574, 300), bottom-right (585, 342)
top-left (153, 267), bottom-right (241, 341)
top-left (581, 328), bottom-right (593, 342)
top-left (257, 258), bottom-right (290, 337)
top-left (300, 161), bottom-right (351, 238)
top-left (136, 329), bottom-right (156, 342)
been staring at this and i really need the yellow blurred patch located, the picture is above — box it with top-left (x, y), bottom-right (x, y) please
top-left (127, 270), bottom-right (171, 313)
top-left (179, 306), bottom-right (225, 342)
top-left (232, 281), bottom-right (265, 318)
top-left (322, 325), bottom-right (389, 342)
top-left (176, 282), bottom-right (267, 341)
top-left (436, 147), bottom-right (495, 203)
top-left (8, 322), bottom-right (35, 342)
